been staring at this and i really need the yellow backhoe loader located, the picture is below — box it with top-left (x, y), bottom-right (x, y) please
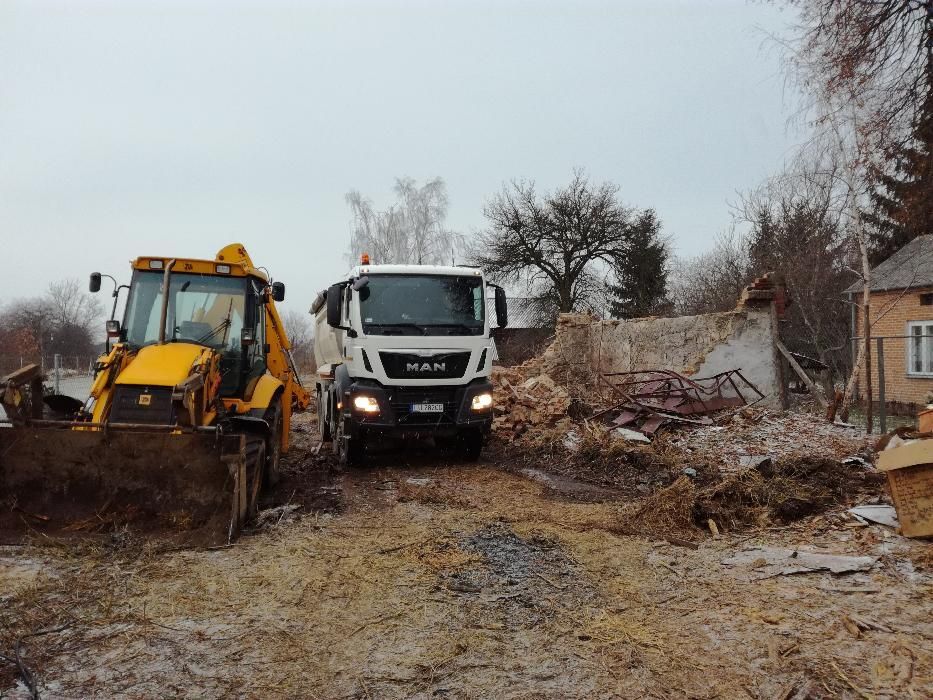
top-left (0, 244), bottom-right (310, 545)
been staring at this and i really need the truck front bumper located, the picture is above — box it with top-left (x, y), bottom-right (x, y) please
top-left (340, 378), bottom-right (494, 438)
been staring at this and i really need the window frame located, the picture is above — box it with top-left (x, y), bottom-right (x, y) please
top-left (906, 320), bottom-right (933, 377)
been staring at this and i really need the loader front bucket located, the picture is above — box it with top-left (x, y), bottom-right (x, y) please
top-left (0, 425), bottom-right (261, 547)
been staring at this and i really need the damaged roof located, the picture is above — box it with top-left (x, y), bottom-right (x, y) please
top-left (846, 235), bottom-right (933, 294)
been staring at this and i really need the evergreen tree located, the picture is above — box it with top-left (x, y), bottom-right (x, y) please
top-left (607, 210), bottom-right (669, 319)
top-left (865, 71), bottom-right (933, 264)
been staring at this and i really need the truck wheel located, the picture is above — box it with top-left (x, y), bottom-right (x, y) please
top-left (317, 389), bottom-right (332, 442)
top-left (264, 404), bottom-right (283, 487)
top-left (335, 419), bottom-right (363, 469)
top-left (460, 430), bottom-right (484, 462)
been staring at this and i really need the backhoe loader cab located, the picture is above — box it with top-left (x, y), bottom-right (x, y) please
top-left (0, 244), bottom-right (310, 546)
top-left (114, 261), bottom-right (272, 401)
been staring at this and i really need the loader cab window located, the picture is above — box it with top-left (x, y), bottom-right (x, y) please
top-left (241, 279), bottom-right (268, 398)
top-left (123, 270), bottom-right (248, 351)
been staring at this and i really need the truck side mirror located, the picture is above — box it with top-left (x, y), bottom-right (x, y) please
top-left (271, 282), bottom-right (285, 302)
top-left (326, 284), bottom-right (343, 327)
top-left (89, 272), bottom-right (102, 293)
top-left (494, 287), bottom-right (508, 328)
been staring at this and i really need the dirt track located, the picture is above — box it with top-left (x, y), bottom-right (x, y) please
top-left (1, 415), bottom-right (932, 699)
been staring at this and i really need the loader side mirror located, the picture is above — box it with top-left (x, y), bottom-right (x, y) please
top-left (271, 281), bottom-right (285, 302)
top-left (494, 286), bottom-right (508, 328)
top-left (326, 284), bottom-right (343, 327)
top-left (89, 272), bottom-right (102, 293)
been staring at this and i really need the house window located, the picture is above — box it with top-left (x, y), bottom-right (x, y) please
top-left (908, 321), bottom-right (933, 376)
top-left (920, 293), bottom-right (933, 306)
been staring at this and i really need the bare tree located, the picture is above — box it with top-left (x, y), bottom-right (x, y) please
top-left (472, 171), bottom-right (668, 325)
top-left (46, 279), bottom-right (103, 332)
top-left (668, 231), bottom-right (751, 316)
top-left (345, 177), bottom-right (462, 265)
top-left (2, 298), bottom-right (54, 359)
top-left (281, 310), bottom-right (315, 374)
top-left (734, 177), bottom-right (855, 380)
top-left (785, 0), bottom-right (933, 164)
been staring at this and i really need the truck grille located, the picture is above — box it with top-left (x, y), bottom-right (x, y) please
top-left (389, 387), bottom-right (460, 425)
top-left (379, 352), bottom-right (470, 380)
top-left (109, 386), bottom-right (175, 425)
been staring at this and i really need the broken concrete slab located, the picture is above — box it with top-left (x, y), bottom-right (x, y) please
top-left (721, 547), bottom-right (878, 578)
top-left (848, 505), bottom-right (899, 529)
top-left (612, 427), bottom-right (651, 443)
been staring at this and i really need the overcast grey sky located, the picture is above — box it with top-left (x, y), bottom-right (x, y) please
top-left (1, 0), bottom-right (798, 315)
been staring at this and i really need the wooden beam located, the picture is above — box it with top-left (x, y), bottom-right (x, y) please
top-left (775, 339), bottom-right (828, 409)
top-left (1, 363), bottom-right (41, 385)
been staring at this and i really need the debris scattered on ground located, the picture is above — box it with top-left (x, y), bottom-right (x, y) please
top-left (694, 456), bottom-right (885, 531)
top-left (253, 503), bottom-right (301, 529)
top-left (848, 504), bottom-right (899, 528)
top-left (669, 409), bottom-right (869, 472)
top-left (613, 427), bottom-right (651, 444)
top-left (722, 547), bottom-right (878, 577)
top-left (617, 475), bottom-right (697, 541)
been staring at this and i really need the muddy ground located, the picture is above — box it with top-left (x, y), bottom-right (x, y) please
top-left (1, 413), bottom-right (931, 699)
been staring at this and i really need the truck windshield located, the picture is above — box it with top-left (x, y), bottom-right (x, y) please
top-left (123, 270), bottom-right (248, 349)
top-left (359, 274), bottom-right (484, 336)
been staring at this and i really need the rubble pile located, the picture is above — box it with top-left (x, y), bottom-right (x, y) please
top-left (668, 407), bottom-right (870, 472)
top-left (491, 363), bottom-right (573, 445)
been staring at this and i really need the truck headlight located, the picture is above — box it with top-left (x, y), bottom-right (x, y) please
top-left (471, 393), bottom-right (493, 411)
top-left (353, 395), bottom-right (380, 413)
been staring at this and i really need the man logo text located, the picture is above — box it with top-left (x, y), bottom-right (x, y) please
top-left (406, 362), bottom-right (446, 372)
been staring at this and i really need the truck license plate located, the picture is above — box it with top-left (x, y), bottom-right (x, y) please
top-left (412, 403), bottom-right (444, 413)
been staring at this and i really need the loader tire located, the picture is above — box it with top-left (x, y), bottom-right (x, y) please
top-left (265, 404), bottom-right (283, 487)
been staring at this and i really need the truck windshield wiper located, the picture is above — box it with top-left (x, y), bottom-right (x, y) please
top-left (424, 323), bottom-right (482, 335)
top-left (364, 323), bottom-right (427, 335)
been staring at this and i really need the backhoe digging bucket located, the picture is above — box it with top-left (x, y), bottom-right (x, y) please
top-left (0, 425), bottom-right (261, 547)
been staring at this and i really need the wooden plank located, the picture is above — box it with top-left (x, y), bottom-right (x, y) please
top-left (774, 339), bottom-right (828, 409)
top-left (1, 363), bottom-right (41, 385)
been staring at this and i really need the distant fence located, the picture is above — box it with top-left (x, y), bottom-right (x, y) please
top-left (851, 334), bottom-right (933, 433)
top-left (1, 355), bottom-right (97, 401)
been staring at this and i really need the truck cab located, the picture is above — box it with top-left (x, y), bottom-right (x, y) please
top-left (313, 261), bottom-right (507, 465)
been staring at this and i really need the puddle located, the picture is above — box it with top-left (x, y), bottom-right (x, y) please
top-left (520, 467), bottom-right (626, 502)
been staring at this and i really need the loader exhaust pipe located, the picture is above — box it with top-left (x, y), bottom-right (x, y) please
top-left (157, 259), bottom-right (177, 344)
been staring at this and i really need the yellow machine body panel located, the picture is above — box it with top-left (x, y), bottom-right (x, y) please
top-left (114, 343), bottom-right (206, 387)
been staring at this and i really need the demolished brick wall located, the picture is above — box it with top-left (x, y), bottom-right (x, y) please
top-left (538, 280), bottom-right (783, 407)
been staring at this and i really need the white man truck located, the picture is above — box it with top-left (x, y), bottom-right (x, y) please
top-left (312, 259), bottom-right (508, 466)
